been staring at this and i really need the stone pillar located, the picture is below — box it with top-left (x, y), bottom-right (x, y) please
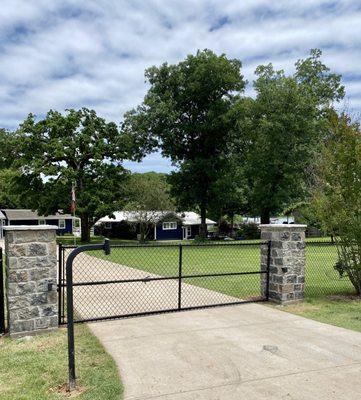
top-left (4, 225), bottom-right (58, 338)
top-left (260, 224), bottom-right (307, 305)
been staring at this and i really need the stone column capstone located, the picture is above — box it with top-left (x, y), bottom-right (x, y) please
top-left (260, 224), bottom-right (307, 305)
top-left (4, 225), bottom-right (58, 338)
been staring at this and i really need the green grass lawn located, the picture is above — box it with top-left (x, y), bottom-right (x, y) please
top-left (275, 297), bottom-right (361, 332)
top-left (92, 243), bottom-right (265, 300)
top-left (0, 325), bottom-right (122, 400)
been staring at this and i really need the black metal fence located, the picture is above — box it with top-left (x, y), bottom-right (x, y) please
top-left (59, 241), bottom-right (270, 324)
top-left (0, 247), bottom-right (5, 334)
top-left (305, 241), bottom-right (355, 299)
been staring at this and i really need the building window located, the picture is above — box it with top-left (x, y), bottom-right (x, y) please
top-left (38, 219), bottom-right (46, 225)
top-left (73, 219), bottom-right (80, 229)
top-left (104, 222), bottom-right (112, 229)
top-left (163, 221), bottom-right (177, 230)
top-left (58, 220), bottom-right (66, 229)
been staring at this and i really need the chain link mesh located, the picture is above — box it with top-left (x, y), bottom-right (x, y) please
top-left (59, 242), bottom-right (267, 323)
top-left (305, 241), bottom-right (354, 298)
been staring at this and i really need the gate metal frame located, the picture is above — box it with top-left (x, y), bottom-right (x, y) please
top-left (66, 239), bottom-right (110, 389)
top-left (0, 247), bottom-right (5, 334)
top-left (59, 240), bottom-right (271, 324)
top-left (64, 239), bottom-right (270, 390)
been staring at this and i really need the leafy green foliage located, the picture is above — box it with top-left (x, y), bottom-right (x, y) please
top-left (123, 50), bottom-right (246, 237)
top-left (0, 129), bottom-right (18, 169)
top-left (125, 172), bottom-right (174, 210)
top-left (313, 113), bottom-right (361, 293)
top-left (283, 201), bottom-right (323, 230)
top-left (236, 223), bottom-right (260, 240)
top-left (235, 49), bottom-right (344, 223)
top-left (208, 160), bottom-right (246, 226)
top-left (14, 108), bottom-right (133, 241)
top-left (0, 169), bottom-right (23, 208)
top-left (123, 172), bottom-right (175, 242)
top-left (0, 129), bottom-right (27, 208)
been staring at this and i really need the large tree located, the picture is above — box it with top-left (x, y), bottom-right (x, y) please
top-left (15, 108), bottom-right (134, 242)
top-left (123, 172), bottom-right (174, 242)
top-left (236, 49), bottom-right (344, 223)
top-left (123, 50), bottom-right (245, 237)
top-left (313, 113), bottom-right (361, 294)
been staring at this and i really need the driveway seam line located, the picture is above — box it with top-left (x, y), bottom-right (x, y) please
top-left (124, 361), bottom-right (361, 400)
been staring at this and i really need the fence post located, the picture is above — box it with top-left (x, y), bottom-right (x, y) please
top-left (178, 244), bottom-right (182, 310)
top-left (0, 248), bottom-right (5, 334)
top-left (260, 224), bottom-right (307, 305)
top-left (58, 243), bottom-right (63, 326)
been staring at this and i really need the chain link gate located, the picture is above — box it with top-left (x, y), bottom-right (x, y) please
top-left (58, 241), bottom-right (270, 324)
top-left (61, 240), bottom-right (271, 389)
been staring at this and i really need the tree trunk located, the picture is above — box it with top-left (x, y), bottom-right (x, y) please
top-left (230, 214), bottom-right (234, 237)
top-left (199, 205), bottom-right (207, 239)
top-left (139, 222), bottom-right (146, 243)
top-left (260, 209), bottom-right (271, 225)
top-left (80, 213), bottom-right (91, 243)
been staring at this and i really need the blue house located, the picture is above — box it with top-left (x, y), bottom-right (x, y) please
top-left (0, 209), bottom-right (80, 237)
top-left (95, 211), bottom-right (216, 240)
top-left (0, 210), bottom-right (5, 239)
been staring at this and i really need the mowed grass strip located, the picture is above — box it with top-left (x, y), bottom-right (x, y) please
top-left (276, 298), bottom-right (361, 332)
top-left (0, 324), bottom-right (122, 400)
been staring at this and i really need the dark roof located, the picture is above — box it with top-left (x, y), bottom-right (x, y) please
top-left (1, 209), bottom-right (78, 221)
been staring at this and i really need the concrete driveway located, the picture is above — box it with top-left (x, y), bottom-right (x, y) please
top-left (89, 304), bottom-right (361, 400)
top-left (70, 252), bottom-right (245, 320)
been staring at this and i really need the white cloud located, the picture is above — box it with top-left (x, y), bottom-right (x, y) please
top-left (1, 0), bottom-right (360, 171)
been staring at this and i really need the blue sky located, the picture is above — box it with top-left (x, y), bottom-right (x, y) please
top-left (1, 0), bottom-right (360, 172)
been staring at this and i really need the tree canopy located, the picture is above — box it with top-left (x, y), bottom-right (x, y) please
top-left (0, 129), bottom-right (24, 208)
top-left (234, 49), bottom-right (344, 223)
top-left (123, 49), bottom-right (246, 237)
top-left (0, 48), bottom-right (349, 243)
top-left (0, 169), bottom-right (23, 209)
top-left (14, 108), bottom-right (134, 241)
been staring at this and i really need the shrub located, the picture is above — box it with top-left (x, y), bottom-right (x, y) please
top-left (333, 259), bottom-right (346, 278)
top-left (236, 223), bottom-right (260, 240)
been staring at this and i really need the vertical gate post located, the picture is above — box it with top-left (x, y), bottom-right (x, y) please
top-left (0, 248), bottom-right (5, 334)
top-left (65, 239), bottom-right (110, 391)
top-left (3, 225), bottom-right (58, 338)
top-left (260, 224), bottom-right (307, 305)
top-left (58, 243), bottom-right (63, 326)
top-left (178, 243), bottom-right (183, 310)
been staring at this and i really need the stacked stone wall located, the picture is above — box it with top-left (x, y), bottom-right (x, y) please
top-left (260, 224), bottom-right (306, 304)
